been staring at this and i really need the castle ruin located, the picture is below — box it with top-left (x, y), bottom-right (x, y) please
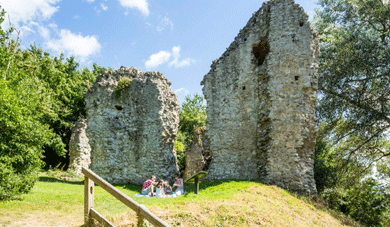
top-left (201, 0), bottom-right (319, 193)
top-left (84, 67), bottom-right (180, 184)
top-left (69, 0), bottom-right (319, 193)
top-left (68, 118), bottom-right (91, 175)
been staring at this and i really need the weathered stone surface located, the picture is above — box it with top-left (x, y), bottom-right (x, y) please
top-left (68, 118), bottom-right (91, 175)
top-left (85, 66), bottom-right (180, 184)
top-left (183, 126), bottom-right (211, 181)
top-left (201, 0), bottom-right (319, 193)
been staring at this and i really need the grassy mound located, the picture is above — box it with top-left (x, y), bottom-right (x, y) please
top-left (0, 171), bottom-right (357, 226)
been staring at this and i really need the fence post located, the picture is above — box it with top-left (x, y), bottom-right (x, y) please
top-left (136, 213), bottom-right (145, 227)
top-left (137, 204), bottom-right (148, 227)
top-left (84, 176), bottom-right (95, 225)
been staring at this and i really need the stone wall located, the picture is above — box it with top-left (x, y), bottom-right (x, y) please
top-left (201, 0), bottom-right (319, 193)
top-left (183, 126), bottom-right (211, 181)
top-left (68, 118), bottom-right (91, 175)
top-left (85, 67), bottom-right (180, 184)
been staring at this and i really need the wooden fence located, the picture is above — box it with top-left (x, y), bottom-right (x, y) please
top-left (82, 167), bottom-right (169, 227)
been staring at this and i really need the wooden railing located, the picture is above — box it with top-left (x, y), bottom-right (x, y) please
top-left (82, 167), bottom-right (169, 227)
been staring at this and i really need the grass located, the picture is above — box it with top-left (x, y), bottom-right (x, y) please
top-left (0, 170), bottom-right (359, 227)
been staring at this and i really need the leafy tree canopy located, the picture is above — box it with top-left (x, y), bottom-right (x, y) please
top-left (315, 0), bottom-right (390, 225)
top-left (316, 0), bottom-right (390, 180)
top-left (175, 94), bottom-right (207, 175)
top-left (0, 6), bottom-right (102, 199)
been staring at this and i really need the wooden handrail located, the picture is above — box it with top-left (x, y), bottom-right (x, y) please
top-left (82, 167), bottom-right (169, 227)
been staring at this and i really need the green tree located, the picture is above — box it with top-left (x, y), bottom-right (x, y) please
top-left (0, 7), bottom-right (57, 199)
top-left (175, 94), bottom-right (207, 175)
top-left (315, 0), bottom-right (390, 225)
top-left (16, 47), bottom-right (100, 168)
top-left (316, 0), bottom-right (390, 169)
top-left (0, 5), bottom-right (102, 199)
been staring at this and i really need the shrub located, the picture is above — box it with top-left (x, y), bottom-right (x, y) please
top-left (0, 79), bottom-right (51, 200)
top-left (115, 76), bottom-right (132, 99)
top-left (321, 178), bottom-right (390, 226)
top-left (346, 178), bottom-right (390, 226)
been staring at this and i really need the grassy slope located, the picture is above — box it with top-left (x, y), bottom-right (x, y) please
top-left (0, 172), bottom-right (357, 227)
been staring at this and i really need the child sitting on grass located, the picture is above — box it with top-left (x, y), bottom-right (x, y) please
top-left (155, 179), bottom-right (165, 197)
top-left (163, 180), bottom-right (173, 195)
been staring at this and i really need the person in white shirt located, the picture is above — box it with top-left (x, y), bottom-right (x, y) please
top-left (173, 174), bottom-right (184, 195)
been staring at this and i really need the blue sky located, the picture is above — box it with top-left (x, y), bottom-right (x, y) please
top-left (1, 0), bottom-right (319, 103)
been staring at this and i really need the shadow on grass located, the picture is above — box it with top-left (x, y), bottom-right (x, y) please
top-left (39, 176), bottom-right (84, 185)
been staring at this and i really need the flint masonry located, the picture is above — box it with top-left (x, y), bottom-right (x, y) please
top-left (201, 0), bottom-right (319, 193)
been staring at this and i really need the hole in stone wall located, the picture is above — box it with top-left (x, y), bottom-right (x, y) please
top-left (295, 76), bottom-right (299, 81)
top-left (115, 104), bottom-right (123, 110)
top-left (242, 86), bottom-right (246, 90)
top-left (299, 20), bottom-right (304, 27)
top-left (252, 40), bottom-right (270, 66)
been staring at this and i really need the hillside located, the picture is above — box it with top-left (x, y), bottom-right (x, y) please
top-left (0, 171), bottom-right (357, 227)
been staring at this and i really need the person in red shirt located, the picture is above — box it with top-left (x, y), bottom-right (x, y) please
top-left (141, 175), bottom-right (157, 196)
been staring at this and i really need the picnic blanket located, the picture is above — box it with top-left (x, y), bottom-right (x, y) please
top-left (135, 191), bottom-right (184, 198)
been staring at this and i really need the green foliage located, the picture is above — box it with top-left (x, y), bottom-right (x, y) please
top-left (314, 133), bottom-right (337, 193)
top-left (178, 94), bottom-right (207, 148)
top-left (174, 132), bottom-right (186, 176)
top-left (315, 0), bottom-right (390, 167)
top-left (176, 95), bottom-right (207, 175)
top-left (0, 6), bottom-right (102, 199)
top-left (115, 76), bottom-right (132, 99)
top-left (0, 76), bottom-right (51, 199)
top-left (315, 1), bottom-right (390, 225)
top-left (321, 178), bottom-right (389, 226)
top-left (347, 178), bottom-right (390, 226)
top-left (174, 140), bottom-right (185, 153)
top-left (321, 188), bottom-right (348, 212)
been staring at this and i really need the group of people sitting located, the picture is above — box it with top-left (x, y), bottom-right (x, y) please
top-left (141, 174), bottom-right (184, 197)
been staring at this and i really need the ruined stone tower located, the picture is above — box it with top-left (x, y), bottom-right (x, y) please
top-left (201, 0), bottom-right (319, 193)
top-left (85, 67), bottom-right (180, 184)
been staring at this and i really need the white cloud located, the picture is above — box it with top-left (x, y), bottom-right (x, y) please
top-left (0, 0), bottom-right (100, 63)
top-left (174, 88), bottom-right (189, 94)
top-left (117, 0), bottom-right (149, 16)
top-left (37, 25), bottom-right (51, 39)
top-left (156, 16), bottom-right (174, 32)
top-left (46, 29), bottom-right (101, 62)
top-left (1, 0), bottom-right (61, 26)
top-left (169, 46), bottom-right (196, 68)
top-left (145, 51), bottom-right (171, 68)
top-left (172, 46), bottom-right (180, 58)
top-left (85, 0), bottom-right (95, 2)
top-left (170, 58), bottom-right (195, 68)
top-left (145, 46), bottom-right (195, 69)
top-left (101, 3), bottom-right (108, 11)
